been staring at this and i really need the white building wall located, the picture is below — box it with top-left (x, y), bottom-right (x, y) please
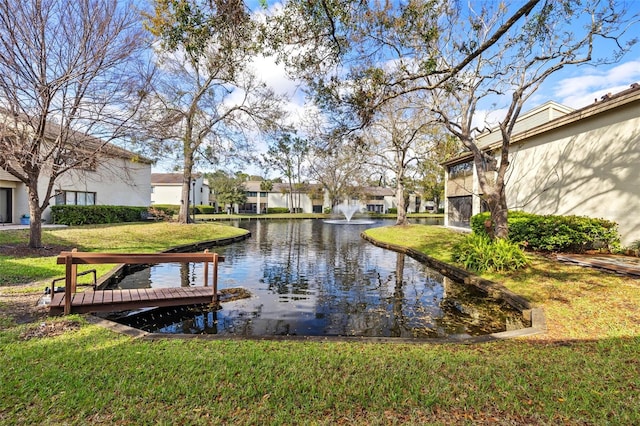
top-left (151, 176), bottom-right (208, 206)
top-left (383, 195), bottom-right (396, 212)
top-left (477, 102), bottom-right (573, 148)
top-left (505, 103), bottom-right (640, 246)
top-left (267, 192), bottom-right (289, 210)
top-left (40, 156), bottom-right (151, 222)
top-left (151, 185), bottom-right (182, 205)
top-left (266, 191), bottom-right (314, 212)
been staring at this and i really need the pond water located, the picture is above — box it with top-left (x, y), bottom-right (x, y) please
top-left (105, 219), bottom-right (527, 338)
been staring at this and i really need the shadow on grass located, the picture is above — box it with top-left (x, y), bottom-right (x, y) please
top-left (0, 232), bottom-right (91, 286)
top-left (2, 321), bottom-right (638, 425)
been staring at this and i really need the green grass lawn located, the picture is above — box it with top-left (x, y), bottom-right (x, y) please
top-left (1, 222), bottom-right (639, 424)
top-left (0, 222), bottom-right (248, 286)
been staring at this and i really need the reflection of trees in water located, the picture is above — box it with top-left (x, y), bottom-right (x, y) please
top-left (181, 308), bottom-right (218, 334)
top-left (389, 253), bottom-right (406, 337)
top-left (177, 304), bottom-right (264, 335)
top-left (215, 305), bottom-right (262, 335)
top-left (179, 262), bottom-right (197, 287)
top-left (436, 277), bottom-right (526, 334)
top-left (120, 220), bottom-right (525, 337)
top-left (261, 220), bottom-right (314, 297)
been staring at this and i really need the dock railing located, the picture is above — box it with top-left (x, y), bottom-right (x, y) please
top-left (56, 248), bottom-right (224, 315)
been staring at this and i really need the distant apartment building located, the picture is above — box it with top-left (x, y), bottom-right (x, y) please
top-left (150, 173), bottom-right (209, 208)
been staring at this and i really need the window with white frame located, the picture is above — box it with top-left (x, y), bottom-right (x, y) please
top-left (55, 191), bottom-right (96, 206)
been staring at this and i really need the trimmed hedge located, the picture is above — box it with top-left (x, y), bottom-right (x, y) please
top-left (267, 207), bottom-right (290, 214)
top-left (153, 204), bottom-right (213, 215)
top-left (150, 204), bottom-right (180, 216)
top-left (51, 205), bottom-right (148, 225)
top-left (387, 208), bottom-right (398, 214)
top-left (471, 211), bottom-right (620, 252)
top-left (196, 205), bottom-right (216, 214)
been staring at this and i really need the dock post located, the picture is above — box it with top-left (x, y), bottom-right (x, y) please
top-left (212, 253), bottom-right (219, 306)
top-left (70, 248), bottom-right (78, 293)
top-left (203, 249), bottom-right (209, 287)
top-left (64, 249), bottom-right (78, 315)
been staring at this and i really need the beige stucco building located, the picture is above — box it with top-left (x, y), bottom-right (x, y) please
top-left (1, 146), bottom-right (151, 224)
top-left (443, 83), bottom-right (640, 246)
top-left (225, 181), bottom-right (399, 214)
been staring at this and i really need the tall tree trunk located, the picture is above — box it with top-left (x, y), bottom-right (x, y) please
top-left (395, 184), bottom-right (407, 225)
top-left (179, 141), bottom-right (195, 224)
top-left (27, 184), bottom-right (43, 249)
top-left (467, 137), bottom-right (509, 239)
top-left (482, 185), bottom-right (508, 239)
top-left (395, 168), bottom-right (408, 225)
top-left (288, 178), bottom-right (294, 213)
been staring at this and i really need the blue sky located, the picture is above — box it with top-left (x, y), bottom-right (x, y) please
top-left (533, 56), bottom-right (640, 109)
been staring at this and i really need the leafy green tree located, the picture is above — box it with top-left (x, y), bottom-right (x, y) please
top-left (361, 96), bottom-right (440, 225)
top-left (262, 132), bottom-right (309, 212)
top-left (258, 179), bottom-right (273, 214)
top-left (269, 0), bottom-right (541, 131)
top-left (139, 0), bottom-right (284, 224)
top-left (206, 170), bottom-right (247, 213)
top-left (307, 140), bottom-right (368, 208)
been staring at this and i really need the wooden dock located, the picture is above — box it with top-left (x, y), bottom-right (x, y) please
top-left (49, 287), bottom-right (220, 315)
top-left (51, 249), bottom-right (224, 315)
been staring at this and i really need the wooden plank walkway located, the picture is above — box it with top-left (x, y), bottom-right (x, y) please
top-left (557, 254), bottom-right (640, 277)
top-left (49, 287), bottom-right (218, 315)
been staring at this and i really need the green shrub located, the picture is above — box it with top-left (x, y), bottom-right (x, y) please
top-left (150, 204), bottom-right (180, 216)
top-left (387, 208), bottom-right (398, 214)
top-left (51, 205), bottom-right (148, 225)
top-left (471, 211), bottom-right (620, 252)
top-left (267, 207), bottom-right (290, 214)
top-left (196, 205), bottom-right (215, 214)
top-left (452, 234), bottom-right (529, 273)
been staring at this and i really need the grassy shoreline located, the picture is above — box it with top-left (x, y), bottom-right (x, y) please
top-left (1, 222), bottom-right (639, 424)
top-left (364, 224), bottom-right (640, 341)
top-left (0, 222), bottom-right (248, 287)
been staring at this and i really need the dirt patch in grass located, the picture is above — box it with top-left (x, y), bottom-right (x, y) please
top-left (0, 243), bottom-right (72, 258)
top-left (0, 285), bottom-right (49, 327)
top-left (20, 319), bottom-right (81, 340)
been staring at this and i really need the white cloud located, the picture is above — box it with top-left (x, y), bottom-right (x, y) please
top-left (550, 59), bottom-right (640, 108)
top-left (471, 107), bottom-right (508, 132)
